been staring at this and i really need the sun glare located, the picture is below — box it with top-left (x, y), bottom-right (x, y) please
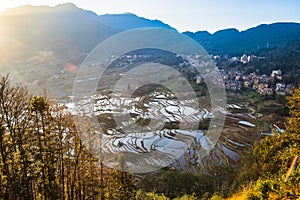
top-left (0, 2), bottom-right (27, 14)
top-left (0, 2), bottom-right (9, 13)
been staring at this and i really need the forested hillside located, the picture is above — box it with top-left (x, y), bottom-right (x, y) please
top-left (0, 75), bottom-right (136, 199)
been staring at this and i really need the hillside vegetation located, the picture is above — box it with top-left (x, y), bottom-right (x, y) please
top-left (0, 74), bottom-right (299, 199)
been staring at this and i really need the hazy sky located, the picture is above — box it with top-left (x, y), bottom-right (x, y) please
top-left (0, 0), bottom-right (299, 33)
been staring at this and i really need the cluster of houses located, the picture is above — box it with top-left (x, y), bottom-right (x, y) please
top-left (225, 54), bottom-right (266, 64)
top-left (216, 68), bottom-right (294, 95)
top-left (208, 54), bottom-right (294, 95)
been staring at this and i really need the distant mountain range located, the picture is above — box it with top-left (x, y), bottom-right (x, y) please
top-left (184, 23), bottom-right (300, 56)
top-left (0, 3), bottom-right (175, 64)
top-left (1, 3), bottom-right (300, 64)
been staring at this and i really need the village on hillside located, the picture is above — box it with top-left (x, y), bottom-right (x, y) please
top-left (196, 54), bottom-right (295, 96)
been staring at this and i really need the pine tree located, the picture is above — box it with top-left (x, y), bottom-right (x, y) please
top-left (106, 154), bottom-right (136, 200)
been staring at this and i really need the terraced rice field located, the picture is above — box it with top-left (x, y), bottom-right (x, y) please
top-left (68, 91), bottom-right (263, 173)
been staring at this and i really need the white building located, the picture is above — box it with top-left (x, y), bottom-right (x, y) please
top-left (240, 54), bottom-right (248, 64)
top-left (271, 70), bottom-right (282, 77)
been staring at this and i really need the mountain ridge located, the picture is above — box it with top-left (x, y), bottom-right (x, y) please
top-left (0, 3), bottom-right (300, 63)
top-left (183, 22), bottom-right (300, 56)
top-left (0, 3), bottom-right (174, 31)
